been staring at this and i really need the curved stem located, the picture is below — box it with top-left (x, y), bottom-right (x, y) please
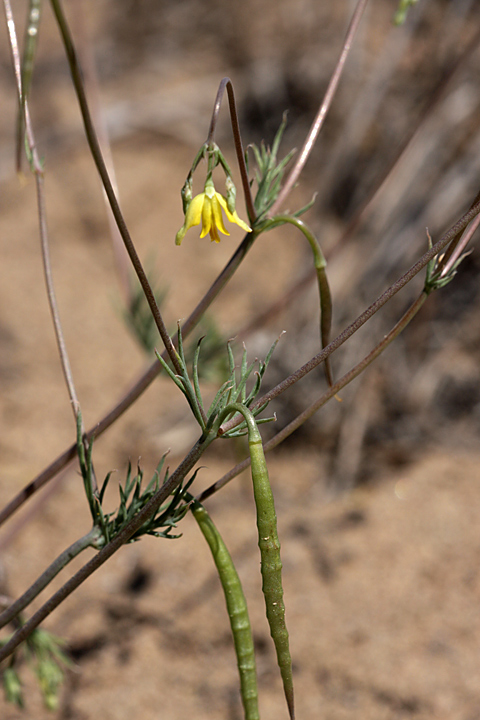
top-left (265, 214), bottom-right (333, 385)
top-left (216, 402), bottom-right (259, 439)
top-left (268, 0), bottom-right (369, 217)
top-left (0, 526), bottom-right (101, 629)
top-left (206, 77), bottom-right (256, 223)
top-left (199, 291), bottom-right (428, 502)
top-left (49, 0), bottom-right (181, 375)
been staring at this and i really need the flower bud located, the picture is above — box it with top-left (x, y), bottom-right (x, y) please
top-left (225, 176), bottom-right (237, 215)
top-left (181, 177), bottom-right (193, 214)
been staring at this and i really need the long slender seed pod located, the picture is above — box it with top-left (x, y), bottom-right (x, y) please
top-left (220, 405), bottom-right (294, 720)
top-left (190, 498), bottom-right (259, 720)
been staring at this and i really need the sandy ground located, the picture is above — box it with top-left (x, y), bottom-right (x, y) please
top-left (1, 2), bottom-right (480, 719)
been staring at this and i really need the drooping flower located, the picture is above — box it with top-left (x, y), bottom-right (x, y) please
top-left (176, 178), bottom-right (251, 245)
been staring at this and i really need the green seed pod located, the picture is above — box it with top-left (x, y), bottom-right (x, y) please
top-left (249, 433), bottom-right (295, 720)
top-left (191, 500), bottom-right (260, 720)
top-left (222, 404), bottom-right (295, 720)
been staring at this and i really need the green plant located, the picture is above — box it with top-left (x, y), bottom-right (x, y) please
top-left (1, 0), bottom-right (479, 717)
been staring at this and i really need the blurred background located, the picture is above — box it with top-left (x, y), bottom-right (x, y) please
top-left (1, 1), bottom-right (480, 718)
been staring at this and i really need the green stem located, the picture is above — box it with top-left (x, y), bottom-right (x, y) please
top-left (263, 214), bottom-right (333, 386)
top-left (190, 498), bottom-right (259, 720)
top-left (217, 404), bottom-right (295, 720)
top-left (0, 527), bottom-right (101, 630)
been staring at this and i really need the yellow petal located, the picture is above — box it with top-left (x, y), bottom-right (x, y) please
top-left (230, 209), bottom-right (252, 233)
top-left (175, 193), bottom-right (205, 245)
top-left (211, 194), bottom-right (230, 236)
top-left (184, 193), bottom-right (205, 229)
top-left (200, 195), bottom-right (213, 238)
top-left (209, 223), bottom-right (222, 243)
top-left (216, 193), bottom-right (251, 233)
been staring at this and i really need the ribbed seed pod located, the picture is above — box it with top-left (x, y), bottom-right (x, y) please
top-left (191, 500), bottom-right (260, 720)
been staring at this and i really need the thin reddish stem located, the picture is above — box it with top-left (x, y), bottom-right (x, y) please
top-left (207, 77), bottom-right (256, 222)
top-left (268, 0), bottom-right (369, 217)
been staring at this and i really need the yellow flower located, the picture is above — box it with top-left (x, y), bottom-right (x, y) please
top-left (176, 179), bottom-right (251, 245)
